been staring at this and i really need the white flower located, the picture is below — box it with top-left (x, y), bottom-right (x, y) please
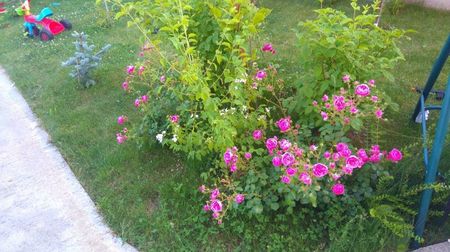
top-left (172, 134), bottom-right (178, 143)
top-left (156, 134), bottom-right (164, 143)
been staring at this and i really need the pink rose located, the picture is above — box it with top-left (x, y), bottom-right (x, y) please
top-left (261, 43), bottom-right (275, 54)
top-left (230, 163), bottom-right (237, 173)
top-left (294, 148), bottom-right (304, 157)
top-left (210, 200), bottom-right (223, 212)
top-left (253, 130), bottom-right (263, 140)
top-left (346, 155), bottom-right (362, 169)
top-left (121, 81), bottom-right (129, 91)
top-left (276, 117), bottom-right (291, 133)
top-left (127, 65), bottom-right (135, 74)
top-left (387, 148), bottom-right (403, 163)
top-left (281, 152), bottom-right (295, 167)
top-left (369, 79), bottom-right (376, 86)
top-left (281, 176), bottom-right (291, 184)
top-left (117, 115), bottom-right (127, 125)
top-left (266, 137), bottom-right (278, 152)
top-left (286, 167), bottom-right (297, 177)
top-left (210, 188), bottom-right (220, 200)
top-left (350, 106), bottom-right (358, 114)
top-left (323, 151), bottom-right (331, 159)
top-left (375, 109), bottom-right (383, 119)
top-left (333, 95), bottom-right (346, 111)
top-left (212, 212), bottom-right (220, 219)
top-left (322, 94), bottom-right (329, 102)
top-left (342, 75), bottom-right (351, 83)
top-left (160, 75), bottom-right (166, 83)
top-left (357, 149), bottom-right (369, 162)
top-left (170, 114), bottom-right (179, 123)
top-left (299, 172), bottom-right (312, 185)
top-left (244, 152), bottom-right (252, 160)
top-left (321, 111), bottom-right (328, 121)
top-left (312, 100), bottom-right (318, 106)
top-left (272, 156), bottom-right (282, 167)
top-left (116, 133), bottom-right (127, 144)
top-left (141, 95), bottom-right (148, 103)
top-left (355, 84), bottom-right (370, 97)
top-left (279, 139), bottom-right (291, 151)
top-left (331, 183), bottom-right (345, 196)
top-left (312, 163), bottom-right (329, 178)
top-left (138, 66), bottom-right (145, 75)
top-left (342, 165), bottom-right (353, 175)
top-left (223, 149), bottom-right (234, 165)
top-left (336, 142), bottom-right (349, 152)
top-left (371, 96), bottom-right (379, 102)
top-left (203, 204), bottom-right (210, 212)
top-left (332, 153), bottom-right (340, 161)
top-left (255, 70), bottom-right (267, 80)
top-left (235, 194), bottom-right (245, 204)
top-left (329, 162), bottom-right (336, 169)
top-left (134, 98), bottom-right (141, 108)
top-left (198, 185), bottom-right (206, 193)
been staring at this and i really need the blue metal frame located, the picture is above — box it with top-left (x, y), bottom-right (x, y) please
top-left (411, 34), bottom-right (450, 249)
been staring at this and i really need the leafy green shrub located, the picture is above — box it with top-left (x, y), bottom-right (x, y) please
top-left (286, 0), bottom-right (405, 119)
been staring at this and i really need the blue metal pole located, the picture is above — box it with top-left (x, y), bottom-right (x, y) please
top-left (413, 76), bottom-right (450, 248)
top-left (412, 34), bottom-right (450, 121)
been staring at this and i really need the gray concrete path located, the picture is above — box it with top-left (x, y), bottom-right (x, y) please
top-left (0, 67), bottom-right (137, 252)
top-left (415, 241), bottom-right (450, 252)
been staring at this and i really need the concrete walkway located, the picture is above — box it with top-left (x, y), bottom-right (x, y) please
top-left (0, 67), bottom-right (137, 252)
top-left (415, 241), bottom-right (450, 252)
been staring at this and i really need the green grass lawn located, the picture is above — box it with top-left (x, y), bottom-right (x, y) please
top-left (0, 0), bottom-right (449, 250)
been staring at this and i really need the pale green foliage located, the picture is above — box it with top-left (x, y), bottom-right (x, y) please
top-left (286, 0), bottom-right (405, 118)
top-left (62, 31), bottom-right (111, 88)
top-left (114, 0), bottom-right (272, 159)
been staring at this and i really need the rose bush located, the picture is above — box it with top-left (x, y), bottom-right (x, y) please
top-left (112, 0), bottom-right (411, 246)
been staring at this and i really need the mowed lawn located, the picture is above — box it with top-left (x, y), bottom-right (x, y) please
top-left (0, 0), bottom-right (449, 250)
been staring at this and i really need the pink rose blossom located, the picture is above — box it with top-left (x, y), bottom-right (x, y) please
top-left (272, 156), bottom-right (282, 167)
top-left (350, 106), bottom-right (359, 114)
top-left (203, 204), bottom-right (210, 212)
top-left (279, 139), bottom-right (291, 151)
top-left (312, 163), bottom-right (329, 178)
top-left (322, 94), bottom-right (329, 102)
top-left (170, 114), bottom-right (179, 123)
top-left (266, 137), bottom-right (278, 153)
top-left (325, 103), bottom-right (331, 109)
top-left (116, 133), bottom-right (127, 144)
top-left (387, 148), bottom-right (403, 163)
top-left (134, 98), bottom-right (141, 108)
top-left (282, 152), bottom-right (295, 167)
top-left (324, 151), bottom-right (331, 159)
top-left (329, 162), bottom-right (336, 169)
top-left (281, 176), bottom-right (291, 184)
top-left (375, 109), bottom-right (383, 119)
top-left (357, 149), bottom-right (369, 162)
top-left (117, 115), bottom-right (127, 125)
top-left (355, 84), bottom-right (371, 97)
top-left (210, 200), bottom-right (223, 212)
top-left (223, 149), bottom-right (234, 165)
top-left (299, 172), bottom-right (312, 185)
top-left (198, 185), bottom-right (206, 193)
top-left (255, 70), bottom-right (267, 80)
top-left (333, 95), bottom-right (347, 111)
top-left (342, 75), bottom-right (351, 83)
top-left (212, 212), bottom-right (220, 219)
top-left (244, 152), bottom-right (252, 160)
top-left (253, 130), bottom-right (263, 141)
top-left (369, 79), bottom-right (376, 86)
top-left (371, 96), bottom-right (379, 102)
top-left (230, 163), bottom-right (237, 173)
top-left (321, 111), bottom-right (329, 121)
top-left (261, 43), bottom-right (276, 54)
top-left (312, 100), bottom-right (318, 106)
top-left (141, 95), bottom-right (148, 103)
top-left (294, 148), bottom-right (304, 157)
top-left (127, 65), bottom-right (135, 74)
top-left (332, 153), bottom-right (340, 161)
top-left (235, 194), bottom-right (245, 204)
top-left (210, 188), bottom-right (220, 200)
top-left (286, 167), bottom-right (297, 176)
top-left (160, 75), bottom-right (166, 83)
top-left (336, 142), bottom-right (349, 152)
top-left (276, 117), bottom-right (291, 133)
top-left (346, 155), bottom-right (362, 169)
top-left (332, 183), bottom-right (345, 196)
top-left (342, 165), bottom-right (354, 175)
top-left (121, 81), bottom-right (129, 91)
top-left (138, 66), bottom-right (145, 75)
